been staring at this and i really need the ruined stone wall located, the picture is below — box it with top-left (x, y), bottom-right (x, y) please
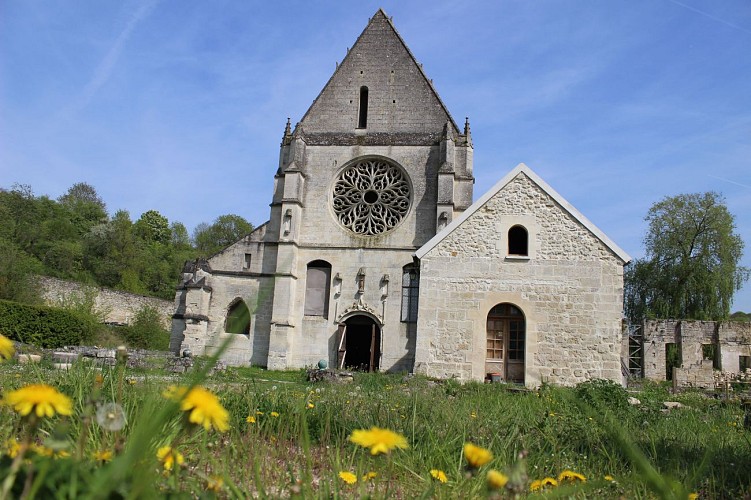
top-left (642, 320), bottom-right (680, 380)
top-left (639, 319), bottom-right (751, 388)
top-left (39, 276), bottom-right (173, 327)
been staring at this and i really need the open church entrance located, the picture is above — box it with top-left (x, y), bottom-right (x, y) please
top-left (337, 315), bottom-right (381, 372)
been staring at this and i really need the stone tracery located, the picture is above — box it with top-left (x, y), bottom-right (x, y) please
top-left (332, 159), bottom-right (410, 235)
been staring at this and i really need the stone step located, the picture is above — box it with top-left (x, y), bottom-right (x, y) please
top-left (17, 354), bottom-right (42, 364)
top-left (53, 352), bottom-right (80, 363)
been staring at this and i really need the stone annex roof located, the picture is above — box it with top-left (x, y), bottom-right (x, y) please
top-left (415, 163), bottom-right (632, 263)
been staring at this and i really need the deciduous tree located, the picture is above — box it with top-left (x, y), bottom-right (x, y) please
top-left (625, 192), bottom-right (749, 322)
top-left (193, 214), bottom-right (253, 256)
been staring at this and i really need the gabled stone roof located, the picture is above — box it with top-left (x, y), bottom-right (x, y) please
top-left (297, 9), bottom-right (461, 140)
top-left (415, 163), bottom-right (632, 263)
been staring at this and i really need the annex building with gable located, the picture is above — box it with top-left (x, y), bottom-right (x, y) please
top-left (169, 10), bottom-right (631, 387)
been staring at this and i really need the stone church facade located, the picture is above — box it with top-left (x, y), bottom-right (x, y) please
top-left (170, 10), bottom-right (630, 386)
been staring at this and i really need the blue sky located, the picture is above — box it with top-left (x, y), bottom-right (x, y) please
top-left (1, 1), bottom-right (750, 311)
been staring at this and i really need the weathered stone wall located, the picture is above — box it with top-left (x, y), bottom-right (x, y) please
top-left (640, 319), bottom-right (751, 387)
top-left (642, 320), bottom-right (679, 380)
top-left (416, 173), bottom-right (625, 386)
top-left (39, 276), bottom-right (173, 327)
top-left (300, 12), bottom-right (454, 136)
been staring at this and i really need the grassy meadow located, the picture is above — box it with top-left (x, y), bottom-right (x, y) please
top-left (1, 346), bottom-right (750, 499)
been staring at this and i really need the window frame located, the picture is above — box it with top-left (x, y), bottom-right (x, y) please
top-left (400, 264), bottom-right (419, 323)
top-left (304, 260), bottom-right (332, 318)
top-left (507, 225), bottom-right (528, 257)
top-left (225, 299), bottom-right (251, 336)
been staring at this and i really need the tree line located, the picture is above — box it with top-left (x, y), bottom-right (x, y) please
top-left (1, 182), bottom-right (747, 321)
top-left (0, 182), bottom-right (253, 302)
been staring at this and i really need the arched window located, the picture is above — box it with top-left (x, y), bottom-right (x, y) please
top-left (508, 225), bottom-right (528, 256)
top-left (357, 86), bottom-right (369, 129)
top-left (225, 299), bottom-right (250, 335)
top-left (304, 260), bottom-right (332, 318)
top-left (401, 264), bottom-right (419, 322)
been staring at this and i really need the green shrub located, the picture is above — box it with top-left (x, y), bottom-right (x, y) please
top-left (0, 299), bottom-right (95, 347)
top-left (120, 306), bottom-right (170, 350)
top-left (575, 378), bottom-right (632, 415)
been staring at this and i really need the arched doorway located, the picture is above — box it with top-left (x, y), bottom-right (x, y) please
top-left (336, 315), bottom-right (381, 372)
top-left (486, 303), bottom-right (525, 383)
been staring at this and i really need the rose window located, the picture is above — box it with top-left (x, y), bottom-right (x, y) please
top-left (332, 159), bottom-right (411, 235)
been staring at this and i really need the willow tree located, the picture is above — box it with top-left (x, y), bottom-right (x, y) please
top-left (625, 192), bottom-right (749, 322)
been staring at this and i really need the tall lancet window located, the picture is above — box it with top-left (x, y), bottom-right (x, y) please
top-left (304, 260), bottom-right (332, 318)
top-left (401, 264), bottom-right (419, 323)
top-left (357, 86), bottom-right (369, 129)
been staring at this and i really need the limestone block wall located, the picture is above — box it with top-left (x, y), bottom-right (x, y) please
top-left (287, 246), bottom-right (416, 371)
top-left (415, 174), bottom-right (625, 386)
top-left (719, 321), bottom-right (751, 373)
top-left (39, 276), bottom-right (173, 327)
top-left (199, 274), bottom-right (274, 366)
top-left (299, 11), bottom-right (453, 136)
top-left (295, 145), bottom-right (442, 248)
top-left (207, 224), bottom-right (274, 274)
top-left (642, 320), bottom-right (680, 380)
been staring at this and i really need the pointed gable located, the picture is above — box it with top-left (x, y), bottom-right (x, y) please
top-left (298, 9), bottom-right (460, 144)
top-left (416, 163), bottom-right (632, 263)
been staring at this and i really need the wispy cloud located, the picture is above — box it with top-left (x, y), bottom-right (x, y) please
top-left (66, 0), bottom-right (158, 114)
top-left (708, 175), bottom-right (751, 189)
top-left (667, 0), bottom-right (751, 35)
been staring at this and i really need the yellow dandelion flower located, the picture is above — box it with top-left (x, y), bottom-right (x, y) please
top-left (162, 385), bottom-right (188, 401)
top-left (270, 411), bottom-right (280, 418)
top-left (307, 402), bottom-right (315, 409)
top-left (4, 384), bottom-right (72, 418)
top-left (32, 445), bottom-right (69, 458)
top-left (256, 410), bottom-right (264, 415)
top-left (362, 471), bottom-right (377, 481)
top-left (4, 439), bottom-right (21, 458)
top-left (157, 446), bottom-right (184, 471)
top-left (246, 415), bottom-right (256, 424)
top-left (0, 334), bottom-right (15, 361)
top-left (207, 475), bottom-right (224, 492)
top-left (470, 411), bottom-right (477, 419)
top-left (430, 469), bottom-right (448, 483)
top-left (604, 475), bottom-right (615, 482)
top-left (487, 469), bottom-right (508, 490)
top-left (339, 471), bottom-right (357, 484)
top-left (688, 494), bottom-right (698, 500)
top-left (93, 449), bottom-right (113, 462)
top-left (349, 427), bottom-right (409, 455)
top-left (558, 470), bottom-right (586, 483)
top-left (530, 477), bottom-right (558, 491)
top-left (165, 385), bottom-right (229, 432)
top-left (463, 442), bottom-right (493, 468)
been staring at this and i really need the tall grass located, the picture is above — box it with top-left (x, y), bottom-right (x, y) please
top-left (1, 355), bottom-right (749, 498)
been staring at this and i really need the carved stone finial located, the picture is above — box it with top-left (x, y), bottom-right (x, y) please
top-left (281, 117), bottom-right (292, 146)
top-left (464, 116), bottom-right (473, 146)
